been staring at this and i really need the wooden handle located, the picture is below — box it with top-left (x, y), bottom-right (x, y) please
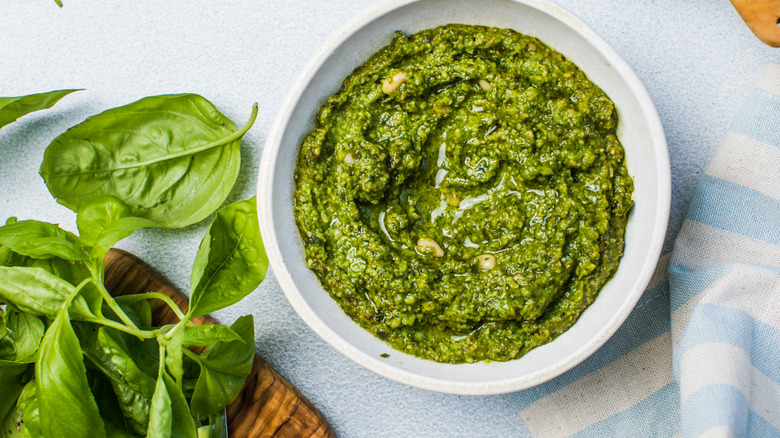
top-left (731, 0), bottom-right (780, 47)
top-left (104, 248), bottom-right (334, 438)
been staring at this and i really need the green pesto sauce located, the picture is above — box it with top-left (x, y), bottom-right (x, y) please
top-left (293, 24), bottom-right (634, 363)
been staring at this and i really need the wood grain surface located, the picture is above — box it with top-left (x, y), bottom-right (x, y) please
top-left (103, 248), bottom-right (334, 438)
top-left (731, 0), bottom-right (780, 47)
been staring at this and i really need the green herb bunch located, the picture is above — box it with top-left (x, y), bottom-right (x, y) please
top-left (0, 91), bottom-right (268, 438)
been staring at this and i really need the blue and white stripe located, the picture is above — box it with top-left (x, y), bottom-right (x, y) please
top-left (510, 63), bottom-right (780, 437)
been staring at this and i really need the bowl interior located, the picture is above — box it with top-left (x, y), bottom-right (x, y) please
top-left (259, 0), bottom-right (669, 395)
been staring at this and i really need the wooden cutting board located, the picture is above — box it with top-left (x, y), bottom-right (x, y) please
top-left (103, 248), bottom-right (334, 438)
top-left (731, 0), bottom-right (780, 47)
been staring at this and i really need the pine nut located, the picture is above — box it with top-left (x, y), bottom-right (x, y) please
top-left (343, 151), bottom-right (358, 165)
top-left (417, 237), bottom-right (444, 257)
top-left (476, 254), bottom-right (496, 270)
top-left (382, 71), bottom-right (408, 94)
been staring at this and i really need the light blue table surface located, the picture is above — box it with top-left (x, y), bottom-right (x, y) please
top-left (1, 1), bottom-right (777, 436)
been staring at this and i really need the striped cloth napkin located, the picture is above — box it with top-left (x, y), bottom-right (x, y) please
top-left (509, 63), bottom-right (780, 437)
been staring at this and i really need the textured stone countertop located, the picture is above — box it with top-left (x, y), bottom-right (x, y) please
top-left (1, 1), bottom-right (777, 436)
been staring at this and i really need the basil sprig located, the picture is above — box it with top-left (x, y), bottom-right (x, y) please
top-left (0, 94), bottom-right (267, 437)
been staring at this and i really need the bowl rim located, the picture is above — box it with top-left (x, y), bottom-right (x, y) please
top-left (257, 0), bottom-right (670, 395)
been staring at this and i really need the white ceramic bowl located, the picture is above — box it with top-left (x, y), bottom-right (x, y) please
top-left (258, 0), bottom-right (670, 395)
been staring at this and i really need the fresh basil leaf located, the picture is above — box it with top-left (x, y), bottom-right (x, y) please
top-left (181, 377), bottom-right (198, 399)
top-left (0, 364), bottom-right (28, 387)
top-left (0, 267), bottom-right (96, 320)
top-left (1, 411), bottom-right (14, 438)
top-left (5, 311), bottom-right (44, 363)
top-left (182, 324), bottom-right (243, 347)
top-left (191, 350), bottom-right (255, 419)
top-left (103, 420), bottom-right (140, 438)
top-left (165, 372), bottom-right (197, 438)
top-left (112, 382), bottom-right (153, 436)
top-left (188, 198), bottom-right (267, 317)
top-left (27, 256), bottom-right (90, 287)
top-left (127, 298), bottom-right (153, 328)
top-left (115, 301), bottom-right (146, 328)
top-left (0, 358), bottom-right (31, 368)
top-left (0, 248), bottom-right (29, 269)
top-left (79, 326), bottom-right (155, 436)
top-left (115, 302), bottom-right (149, 327)
top-left (0, 382), bottom-right (23, 437)
top-left (0, 218), bottom-right (17, 268)
top-left (96, 328), bottom-right (157, 397)
top-left (118, 334), bottom-right (161, 382)
top-left (0, 363), bottom-right (26, 432)
top-left (0, 247), bottom-right (12, 268)
top-left (27, 257), bottom-right (102, 318)
top-left (0, 309), bottom-right (10, 356)
top-left (0, 220), bottom-right (86, 262)
top-left (189, 315), bottom-right (254, 420)
top-left (147, 370), bottom-right (172, 438)
top-left (15, 380), bottom-right (40, 438)
top-left (76, 197), bottom-right (159, 260)
top-left (148, 370), bottom-right (196, 438)
top-left (0, 90), bottom-right (79, 129)
top-left (40, 95), bottom-right (258, 228)
top-left (88, 370), bottom-right (141, 438)
top-left (0, 348), bottom-right (13, 366)
top-left (0, 342), bottom-right (11, 363)
top-left (162, 326), bottom-right (184, 384)
top-left (36, 311), bottom-right (106, 438)
top-left (87, 370), bottom-right (122, 428)
top-left (180, 348), bottom-right (201, 383)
